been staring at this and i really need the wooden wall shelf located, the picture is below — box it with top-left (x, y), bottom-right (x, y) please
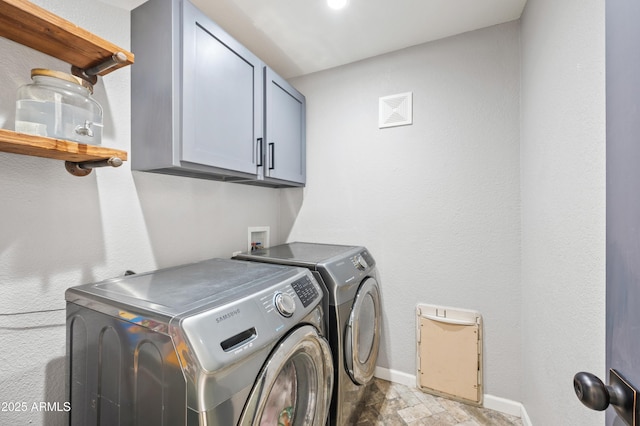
top-left (0, 129), bottom-right (127, 176)
top-left (0, 0), bottom-right (133, 176)
top-left (0, 0), bottom-right (134, 76)
top-left (0, 129), bottom-right (127, 163)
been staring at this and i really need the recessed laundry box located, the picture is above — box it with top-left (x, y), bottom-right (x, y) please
top-left (416, 304), bottom-right (483, 405)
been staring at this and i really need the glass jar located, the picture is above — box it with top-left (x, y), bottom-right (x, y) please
top-left (15, 68), bottom-right (103, 145)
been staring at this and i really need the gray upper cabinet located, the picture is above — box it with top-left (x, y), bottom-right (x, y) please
top-left (263, 68), bottom-right (306, 185)
top-left (181, 1), bottom-right (262, 177)
top-left (131, 0), bottom-right (304, 186)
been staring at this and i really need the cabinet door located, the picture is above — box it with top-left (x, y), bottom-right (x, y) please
top-left (182, 0), bottom-right (263, 176)
top-left (264, 68), bottom-right (306, 184)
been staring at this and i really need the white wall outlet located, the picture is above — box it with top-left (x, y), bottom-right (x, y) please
top-left (248, 226), bottom-right (270, 252)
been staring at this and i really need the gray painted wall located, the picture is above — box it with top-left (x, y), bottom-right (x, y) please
top-left (288, 21), bottom-right (522, 401)
top-left (520, 0), bottom-right (605, 424)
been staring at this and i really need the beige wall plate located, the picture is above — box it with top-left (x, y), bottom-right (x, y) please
top-left (416, 304), bottom-right (483, 405)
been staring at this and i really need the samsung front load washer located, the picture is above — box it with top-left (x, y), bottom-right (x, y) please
top-left (65, 258), bottom-right (333, 426)
top-left (235, 242), bottom-right (382, 426)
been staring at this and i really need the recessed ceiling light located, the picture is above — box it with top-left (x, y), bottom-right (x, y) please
top-left (327, 0), bottom-right (348, 10)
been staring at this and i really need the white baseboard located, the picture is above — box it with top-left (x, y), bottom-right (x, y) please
top-left (483, 394), bottom-right (522, 417)
top-left (374, 366), bottom-right (416, 387)
top-left (374, 367), bottom-right (530, 423)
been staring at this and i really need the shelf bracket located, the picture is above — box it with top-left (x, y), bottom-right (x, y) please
top-left (65, 157), bottom-right (123, 177)
top-left (71, 52), bottom-right (128, 85)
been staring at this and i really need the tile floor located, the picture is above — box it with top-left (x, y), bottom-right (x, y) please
top-left (354, 378), bottom-right (523, 426)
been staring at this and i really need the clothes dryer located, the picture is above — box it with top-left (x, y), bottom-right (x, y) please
top-left (235, 242), bottom-right (382, 426)
top-left (65, 258), bottom-right (333, 425)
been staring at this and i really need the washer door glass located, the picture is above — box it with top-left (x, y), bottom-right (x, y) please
top-left (239, 325), bottom-right (333, 426)
top-left (345, 277), bottom-right (381, 385)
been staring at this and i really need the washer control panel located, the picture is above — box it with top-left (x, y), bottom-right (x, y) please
top-left (258, 274), bottom-right (321, 318)
top-left (291, 275), bottom-right (320, 307)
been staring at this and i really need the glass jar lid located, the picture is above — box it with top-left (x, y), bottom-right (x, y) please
top-left (30, 68), bottom-right (94, 94)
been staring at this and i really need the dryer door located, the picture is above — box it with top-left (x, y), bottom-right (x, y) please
top-left (345, 277), bottom-right (381, 385)
top-left (238, 325), bottom-right (333, 426)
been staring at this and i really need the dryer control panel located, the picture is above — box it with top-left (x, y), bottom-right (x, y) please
top-left (320, 249), bottom-right (377, 306)
top-left (327, 251), bottom-right (375, 282)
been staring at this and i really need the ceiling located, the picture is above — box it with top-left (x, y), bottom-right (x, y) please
top-left (106, 0), bottom-right (527, 79)
top-left (191, 0), bottom-right (527, 79)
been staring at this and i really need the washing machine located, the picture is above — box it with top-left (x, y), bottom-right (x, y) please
top-left (65, 258), bottom-right (333, 425)
top-left (235, 242), bottom-right (382, 426)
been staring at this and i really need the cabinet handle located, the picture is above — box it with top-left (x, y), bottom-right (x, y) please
top-left (268, 143), bottom-right (275, 170)
top-left (257, 138), bottom-right (263, 167)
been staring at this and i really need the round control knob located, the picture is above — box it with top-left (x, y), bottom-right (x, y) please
top-left (354, 255), bottom-right (368, 271)
top-left (274, 292), bottom-right (296, 317)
